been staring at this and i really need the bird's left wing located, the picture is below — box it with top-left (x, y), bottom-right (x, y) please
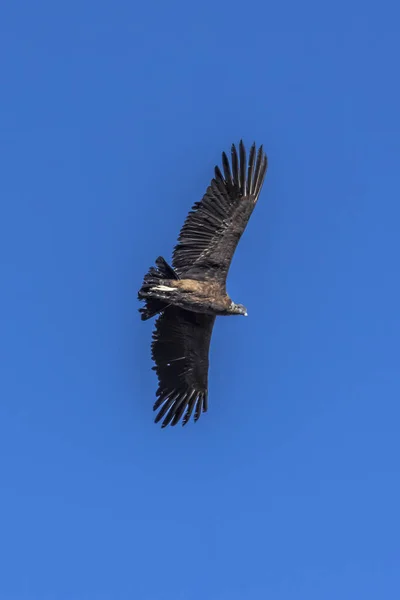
top-left (150, 306), bottom-right (216, 427)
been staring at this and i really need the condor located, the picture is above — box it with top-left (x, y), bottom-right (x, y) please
top-left (138, 141), bottom-right (268, 427)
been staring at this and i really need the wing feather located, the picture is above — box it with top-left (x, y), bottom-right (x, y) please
top-left (239, 141), bottom-right (246, 193)
top-left (221, 153), bottom-right (232, 187)
top-left (246, 143), bottom-right (256, 196)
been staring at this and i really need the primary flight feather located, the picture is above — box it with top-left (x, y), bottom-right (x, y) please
top-left (138, 140), bottom-right (268, 427)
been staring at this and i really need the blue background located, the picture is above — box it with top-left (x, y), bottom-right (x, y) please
top-left (1, 0), bottom-right (399, 598)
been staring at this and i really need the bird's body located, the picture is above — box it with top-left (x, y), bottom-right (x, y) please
top-left (138, 141), bottom-right (268, 427)
top-left (139, 277), bottom-right (243, 316)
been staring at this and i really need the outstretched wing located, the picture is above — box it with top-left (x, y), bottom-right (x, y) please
top-left (151, 306), bottom-right (215, 427)
top-left (172, 141), bottom-right (268, 284)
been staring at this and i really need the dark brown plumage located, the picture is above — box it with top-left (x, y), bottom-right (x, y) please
top-left (138, 141), bottom-right (268, 427)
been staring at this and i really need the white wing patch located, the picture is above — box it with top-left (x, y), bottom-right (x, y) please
top-left (152, 285), bottom-right (176, 292)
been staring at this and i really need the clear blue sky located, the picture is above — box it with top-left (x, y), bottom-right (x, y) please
top-left (1, 0), bottom-right (399, 598)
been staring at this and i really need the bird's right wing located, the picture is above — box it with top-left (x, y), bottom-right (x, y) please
top-left (150, 306), bottom-right (216, 427)
top-left (172, 141), bottom-right (268, 284)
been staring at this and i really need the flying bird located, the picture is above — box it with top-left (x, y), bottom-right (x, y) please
top-left (138, 141), bottom-right (268, 427)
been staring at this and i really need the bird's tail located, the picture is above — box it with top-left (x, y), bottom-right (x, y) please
top-left (138, 256), bottom-right (179, 320)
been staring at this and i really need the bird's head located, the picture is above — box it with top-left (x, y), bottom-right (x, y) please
top-left (230, 302), bottom-right (248, 316)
